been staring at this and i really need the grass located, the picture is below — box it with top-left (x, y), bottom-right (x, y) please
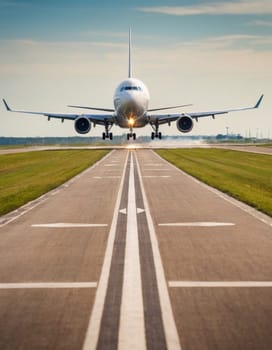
top-left (156, 148), bottom-right (272, 217)
top-left (0, 149), bottom-right (109, 216)
top-left (256, 143), bottom-right (272, 148)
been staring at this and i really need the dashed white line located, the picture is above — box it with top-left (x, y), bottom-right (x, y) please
top-left (169, 281), bottom-right (272, 288)
top-left (31, 223), bottom-right (108, 228)
top-left (159, 222), bottom-right (235, 227)
top-left (0, 282), bottom-right (97, 289)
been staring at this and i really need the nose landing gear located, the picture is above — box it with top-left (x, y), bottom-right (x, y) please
top-left (127, 132), bottom-right (136, 140)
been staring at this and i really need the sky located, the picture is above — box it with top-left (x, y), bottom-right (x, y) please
top-left (0, 0), bottom-right (272, 138)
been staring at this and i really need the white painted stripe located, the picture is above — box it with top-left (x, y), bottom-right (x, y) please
top-left (119, 208), bottom-right (127, 215)
top-left (0, 282), bottom-right (97, 289)
top-left (135, 153), bottom-right (181, 350)
top-left (118, 153), bottom-right (146, 350)
top-left (82, 151), bottom-right (129, 350)
top-left (32, 223), bottom-right (107, 228)
top-left (159, 222), bottom-right (235, 227)
top-left (169, 281), bottom-right (272, 288)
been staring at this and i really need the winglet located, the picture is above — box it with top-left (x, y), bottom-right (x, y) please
top-left (255, 94), bottom-right (264, 109)
top-left (2, 99), bottom-right (11, 111)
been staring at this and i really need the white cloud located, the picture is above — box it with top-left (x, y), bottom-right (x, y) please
top-left (249, 20), bottom-right (272, 27)
top-left (138, 1), bottom-right (272, 16)
top-left (179, 34), bottom-right (272, 51)
top-left (0, 0), bottom-right (26, 7)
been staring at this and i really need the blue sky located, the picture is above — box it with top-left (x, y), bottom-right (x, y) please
top-left (1, 0), bottom-right (272, 137)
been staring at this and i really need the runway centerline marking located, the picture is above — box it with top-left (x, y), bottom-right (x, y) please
top-left (159, 222), bottom-right (235, 227)
top-left (82, 151), bottom-right (129, 350)
top-left (169, 281), bottom-right (272, 288)
top-left (31, 223), bottom-right (108, 228)
top-left (0, 282), bottom-right (97, 289)
top-left (118, 152), bottom-right (146, 350)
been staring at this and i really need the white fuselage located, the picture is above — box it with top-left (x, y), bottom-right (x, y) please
top-left (113, 78), bottom-right (150, 128)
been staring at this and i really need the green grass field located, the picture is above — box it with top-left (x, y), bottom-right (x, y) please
top-left (0, 149), bottom-right (109, 216)
top-left (156, 149), bottom-right (272, 217)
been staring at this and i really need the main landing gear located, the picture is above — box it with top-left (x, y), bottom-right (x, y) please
top-left (102, 123), bottom-right (113, 140)
top-left (151, 122), bottom-right (162, 139)
top-left (151, 131), bottom-right (162, 140)
top-left (102, 132), bottom-right (113, 140)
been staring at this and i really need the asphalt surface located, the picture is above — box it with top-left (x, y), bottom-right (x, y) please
top-left (0, 149), bottom-right (272, 350)
top-left (0, 143), bottom-right (271, 155)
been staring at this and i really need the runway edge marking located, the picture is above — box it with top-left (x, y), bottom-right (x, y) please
top-left (135, 152), bottom-right (182, 350)
top-left (152, 150), bottom-right (272, 227)
top-left (82, 150), bottom-right (129, 350)
top-left (0, 150), bottom-right (115, 228)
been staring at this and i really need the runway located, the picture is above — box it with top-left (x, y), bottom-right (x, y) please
top-left (0, 149), bottom-right (272, 350)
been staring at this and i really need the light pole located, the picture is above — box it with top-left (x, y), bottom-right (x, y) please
top-left (226, 126), bottom-right (229, 139)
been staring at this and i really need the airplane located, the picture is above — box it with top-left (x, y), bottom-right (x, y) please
top-left (3, 30), bottom-right (263, 141)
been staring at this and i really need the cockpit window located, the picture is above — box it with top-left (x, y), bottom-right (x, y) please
top-left (120, 86), bottom-right (143, 91)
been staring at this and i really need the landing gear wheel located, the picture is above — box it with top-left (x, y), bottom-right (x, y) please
top-left (127, 133), bottom-right (130, 141)
top-left (102, 132), bottom-right (106, 140)
top-left (133, 133), bottom-right (136, 140)
top-left (151, 132), bottom-right (155, 140)
top-left (158, 132), bottom-right (162, 139)
top-left (109, 132), bottom-right (113, 140)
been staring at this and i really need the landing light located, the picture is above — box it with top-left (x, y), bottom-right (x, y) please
top-left (128, 117), bottom-right (135, 126)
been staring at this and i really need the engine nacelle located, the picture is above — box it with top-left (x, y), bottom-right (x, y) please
top-left (176, 115), bottom-right (194, 133)
top-left (74, 116), bottom-right (91, 134)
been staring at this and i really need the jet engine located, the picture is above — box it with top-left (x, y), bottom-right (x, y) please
top-left (176, 115), bottom-right (194, 133)
top-left (74, 116), bottom-right (91, 134)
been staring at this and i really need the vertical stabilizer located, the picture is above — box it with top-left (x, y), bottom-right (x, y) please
top-left (128, 28), bottom-right (132, 78)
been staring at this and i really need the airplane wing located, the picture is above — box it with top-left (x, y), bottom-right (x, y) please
top-left (2, 99), bottom-right (116, 124)
top-left (147, 104), bottom-right (192, 112)
top-left (67, 104), bottom-right (115, 112)
top-left (148, 95), bottom-right (264, 124)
